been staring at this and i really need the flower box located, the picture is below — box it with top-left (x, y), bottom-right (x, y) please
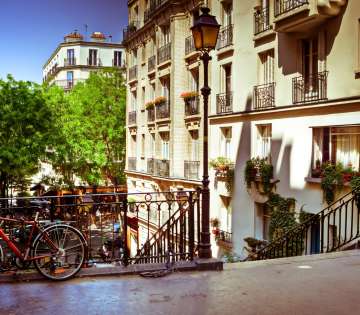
top-left (180, 91), bottom-right (199, 100)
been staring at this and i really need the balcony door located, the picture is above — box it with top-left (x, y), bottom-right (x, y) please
top-left (259, 50), bottom-right (274, 85)
top-left (67, 49), bottom-right (75, 65)
top-left (89, 49), bottom-right (98, 66)
top-left (302, 38), bottom-right (318, 95)
top-left (222, 2), bottom-right (233, 27)
top-left (67, 71), bottom-right (74, 88)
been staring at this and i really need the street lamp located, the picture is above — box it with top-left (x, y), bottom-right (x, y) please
top-left (191, 7), bottom-right (220, 259)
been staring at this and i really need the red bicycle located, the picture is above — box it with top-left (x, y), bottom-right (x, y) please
top-left (0, 211), bottom-right (87, 280)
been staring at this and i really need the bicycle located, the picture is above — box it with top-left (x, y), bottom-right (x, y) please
top-left (0, 211), bottom-right (87, 281)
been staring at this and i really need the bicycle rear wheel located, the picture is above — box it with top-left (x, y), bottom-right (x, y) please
top-left (33, 224), bottom-right (86, 281)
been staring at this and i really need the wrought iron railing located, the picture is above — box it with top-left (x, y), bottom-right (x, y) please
top-left (128, 157), bottom-right (137, 171)
top-left (128, 111), bottom-right (136, 125)
top-left (155, 101), bottom-right (170, 120)
top-left (253, 186), bottom-right (360, 261)
top-left (254, 7), bottom-right (271, 35)
top-left (184, 161), bottom-right (200, 180)
top-left (292, 71), bottom-right (328, 104)
top-left (253, 83), bottom-right (275, 110)
top-left (53, 79), bottom-right (86, 91)
top-left (185, 35), bottom-right (196, 55)
top-left (64, 58), bottom-right (76, 66)
top-left (154, 159), bottom-right (170, 177)
top-left (216, 92), bottom-right (233, 114)
top-left (217, 25), bottom-right (233, 50)
top-left (147, 158), bottom-right (155, 174)
top-left (148, 55), bottom-right (156, 72)
top-left (275, 0), bottom-right (309, 17)
top-left (184, 96), bottom-right (200, 116)
top-left (123, 21), bottom-right (140, 41)
top-left (87, 58), bottom-right (102, 67)
top-left (147, 106), bottom-right (155, 122)
top-left (128, 65), bottom-right (138, 81)
top-left (0, 188), bottom-right (201, 265)
top-left (157, 43), bottom-right (171, 64)
top-left (217, 230), bottom-right (232, 244)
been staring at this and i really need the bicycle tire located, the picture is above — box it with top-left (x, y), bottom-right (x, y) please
top-left (32, 224), bottom-right (87, 281)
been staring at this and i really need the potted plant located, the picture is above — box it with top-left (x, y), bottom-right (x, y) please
top-left (311, 159), bottom-right (322, 178)
top-left (342, 163), bottom-right (354, 182)
top-left (320, 162), bottom-right (344, 204)
top-left (154, 96), bottom-right (166, 105)
top-left (180, 91), bottom-right (199, 100)
top-left (145, 100), bottom-right (154, 109)
top-left (210, 218), bottom-right (220, 235)
top-left (210, 157), bottom-right (232, 173)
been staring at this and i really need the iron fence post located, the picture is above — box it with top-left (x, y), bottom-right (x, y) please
top-left (122, 197), bottom-right (129, 266)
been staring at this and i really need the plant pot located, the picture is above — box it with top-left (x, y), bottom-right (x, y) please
top-left (311, 168), bottom-right (322, 178)
top-left (343, 173), bottom-right (353, 182)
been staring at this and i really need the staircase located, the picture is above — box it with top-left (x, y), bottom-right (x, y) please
top-left (254, 186), bottom-right (360, 260)
top-left (134, 190), bottom-right (200, 264)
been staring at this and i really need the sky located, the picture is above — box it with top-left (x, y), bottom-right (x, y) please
top-left (0, 0), bottom-right (128, 83)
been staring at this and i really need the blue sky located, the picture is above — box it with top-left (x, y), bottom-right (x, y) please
top-left (0, 0), bottom-right (128, 83)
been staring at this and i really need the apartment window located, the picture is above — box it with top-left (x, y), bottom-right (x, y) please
top-left (221, 127), bottom-right (232, 159)
top-left (259, 50), bottom-right (274, 84)
top-left (189, 130), bottom-right (199, 161)
top-left (141, 134), bottom-right (145, 157)
top-left (131, 135), bottom-right (137, 156)
top-left (67, 49), bottom-right (75, 65)
top-left (66, 71), bottom-right (74, 89)
top-left (303, 37), bottom-right (318, 91)
top-left (222, 2), bottom-right (233, 26)
top-left (222, 64), bottom-right (232, 94)
top-left (150, 134), bottom-right (155, 157)
top-left (131, 91), bottom-right (137, 111)
top-left (161, 78), bottom-right (170, 99)
top-left (161, 25), bottom-right (170, 46)
top-left (312, 126), bottom-right (360, 171)
top-left (189, 68), bottom-right (199, 92)
top-left (150, 83), bottom-right (155, 100)
top-left (141, 46), bottom-right (146, 64)
top-left (142, 87), bottom-right (145, 106)
top-left (88, 49), bottom-right (98, 66)
top-left (132, 50), bottom-right (138, 66)
top-left (114, 51), bottom-right (122, 67)
top-left (161, 132), bottom-right (170, 159)
top-left (256, 124), bottom-right (272, 160)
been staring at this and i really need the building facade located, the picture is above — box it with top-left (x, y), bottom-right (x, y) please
top-left (43, 31), bottom-right (125, 90)
top-left (125, 0), bottom-right (360, 258)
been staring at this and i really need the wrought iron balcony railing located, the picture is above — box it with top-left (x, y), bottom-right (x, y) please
top-left (275, 0), bottom-right (309, 17)
top-left (128, 157), bottom-right (137, 171)
top-left (64, 58), bottom-right (76, 67)
top-left (156, 101), bottom-right (170, 120)
top-left (147, 106), bottom-right (155, 122)
top-left (217, 25), bottom-right (233, 50)
top-left (216, 92), bottom-right (233, 114)
top-left (53, 79), bottom-right (86, 91)
top-left (128, 65), bottom-right (138, 81)
top-left (128, 111), bottom-right (136, 125)
top-left (147, 158), bottom-right (155, 174)
top-left (87, 58), bottom-right (102, 67)
top-left (123, 21), bottom-right (140, 41)
top-left (253, 83), bottom-right (275, 110)
top-left (254, 7), bottom-right (271, 35)
top-left (292, 71), bottom-right (328, 104)
top-left (185, 35), bottom-right (196, 55)
top-left (184, 161), bottom-right (200, 180)
top-left (217, 230), bottom-right (232, 244)
top-left (154, 159), bottom-right (170, 177)
top-left (148, 55), bottom-right (156, 72)
top-left (157, 43), bottom-right (171, 65)
top-left (184, 96), bottom-right (200, 116)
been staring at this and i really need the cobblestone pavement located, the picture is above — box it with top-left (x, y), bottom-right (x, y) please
top-left (1, 250), bottom-right (360, 315)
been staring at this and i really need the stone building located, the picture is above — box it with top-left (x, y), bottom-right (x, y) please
top-left (43, 31), bottom-right (125, 90)
top-left (125, 0), bottom-right (360, 258)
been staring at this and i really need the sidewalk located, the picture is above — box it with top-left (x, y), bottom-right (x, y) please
top-left (1, 250), bottom-right (359, 315)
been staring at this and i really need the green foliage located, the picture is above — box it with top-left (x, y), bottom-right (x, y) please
top-left (320, 162), bottom-right (344, 204)
top-left (350, 176), bottom-right (360, 191)
top-left (244, 157), bottom-right (273, 193)
top-left (209, 157), bottom-right (232, 170)
top-left (210, 157), bottom-right (234, 193)
top-left (0, 75), bottom-right (56, 197)
top-left (47, 68), bottom-right (126, 186)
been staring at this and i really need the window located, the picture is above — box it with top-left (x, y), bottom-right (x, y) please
top-left (221, 127), bottom-right (232, 159)
top-left (66, 71), bottom-right (74, 88)
top-left (222, 2), bottom-right (233, 26)
top-left (189, 130), bottom-right (199, 161)
top-left (131, 135), bottom-right (137, 156)
top-left (67, 49), bottom-right (75, 65)
top-left (132, 50), bottom-right (138, 66)
top-left (161, 78), bottom-right (170, 99)
top-left (150, 134), bottom-right (155, 157)
top-left (88, 49), bottom-right (98, 66)
top-left (161, 133), bottom-right (170, 160)
top-left (312, 126), bottom-right (360, 171)
top-left (302, 37), bottom-right (318, 92)
top-left (141, 134), bottom-right (145, 157)
top-left (259, 50), bottom-right (274, 84)
top-left (222, 64), bottom-right (232, 94)
top-left (142, 87), bottom-right (145, 106)
top-left (263, 206), bottom-right (271, 240)
top-left (114, 51), bottom-right (122, 67)
top-left (256, 124), bottom-right (272, 160)
top-left (161, 25), bottom-right (170, 46)
top-left (189, 68), bottom-right (199, 92)
top-left (150, 83), bottom-right (155, 100)
top-left (131, 91), bottom-right (137, 111)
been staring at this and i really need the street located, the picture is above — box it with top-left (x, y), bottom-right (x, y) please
top-left (1, 250), bottom-right (360, 315)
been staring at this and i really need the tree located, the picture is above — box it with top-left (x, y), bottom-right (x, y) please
top-left (0, 76), bottom-right (55, 197)
top-left (48, 68), bottom-right (126, 186)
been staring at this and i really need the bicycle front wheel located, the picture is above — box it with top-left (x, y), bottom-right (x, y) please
top-left (33, 224), bottom-right (86, 281)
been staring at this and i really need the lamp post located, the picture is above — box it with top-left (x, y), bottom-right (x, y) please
top-left (191, 7), bottom-right (220, 259)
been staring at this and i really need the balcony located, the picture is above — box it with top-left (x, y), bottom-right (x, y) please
top-left (123, 21), bottom-right (139, 41)
top-left (53, 79), bottom-right (86, 91)
top-left (217, 25), bottom-right (233, 50)
top-left (157, 43), bottom-right (171, 65)
top-left (87, 58), bottom-right (102, 67)
top-left (64, 58), bottom-right (76, 67)
top-left (253, 83), bottom-right (275, 110)
top-left (156, 101), bottom-right (170, 120)
top-left (128, 111), bottom-right (137, 125)
top-left (147, 158), bottom-right (155, 174)
top-left (292, 71), bottom-right (328, 104)
top-left (154, 159), bottom-right (170, 177)
top-left (128, 157), bottom-right (137, 171)
top-left (185, 35), bottom-right (196, 56)
top-left (254, 7), bottom-right (271, 35)
top-left (148, 55), bottom-right (156, 72)
top-left (216, 230), bottom-right (232, 249)
top-left (147, 106), bottom-right (155, 123)
top-left (128, 65), bottom-right (138, 81)
top-left (184, 96), bottom-right (200, 117)
top-left (274, 0), bottom-right (346, 32)
top-left (216, 92), bottom-right (233, 114)
top-left (184, 161), bottom-right (200, 180)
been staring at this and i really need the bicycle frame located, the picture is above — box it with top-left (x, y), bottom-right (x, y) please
top-left (0, 215), bottom-right (58, 262)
